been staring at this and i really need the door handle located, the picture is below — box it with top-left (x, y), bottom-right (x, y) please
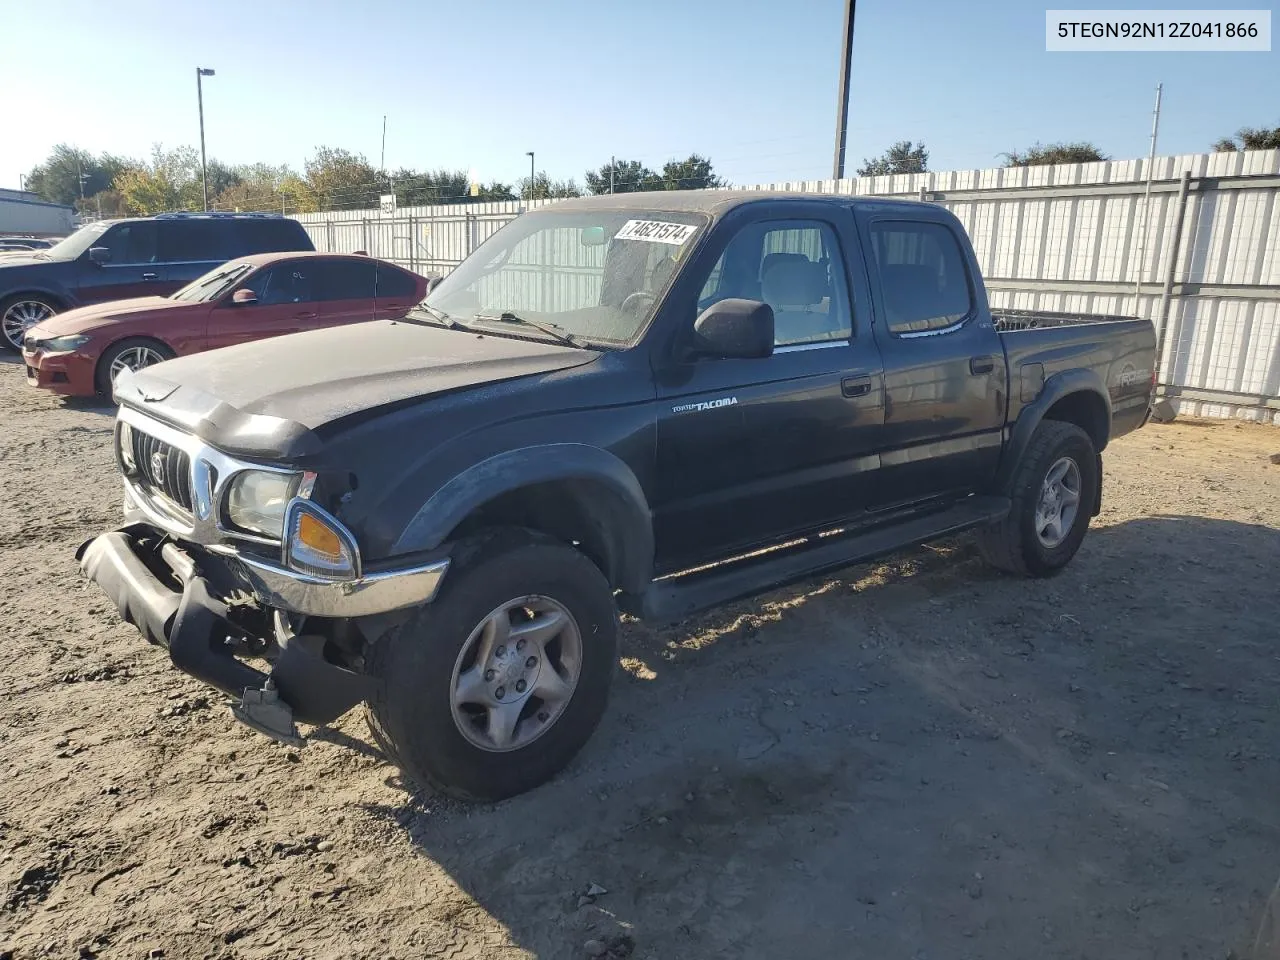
top-left (142, 272), bottom-right (159, 281)
top-left (841, 376), bottom-right (872, 398)
top-left (970, 355), bottom-right (995, 375)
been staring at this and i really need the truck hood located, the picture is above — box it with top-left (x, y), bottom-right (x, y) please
top-left (115, 318), bottom-right (600, 458)
top-left (31, 296), bottom-right (187, 336)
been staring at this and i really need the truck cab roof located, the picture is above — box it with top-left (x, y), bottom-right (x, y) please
top-left (546, 189), bottom-right (932, 220)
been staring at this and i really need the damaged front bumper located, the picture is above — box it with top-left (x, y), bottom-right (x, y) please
top-left (77, 527), bottom-right (448, 742)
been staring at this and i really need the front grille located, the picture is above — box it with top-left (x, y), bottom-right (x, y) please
top-left (131, 430), bottom-right (194, 513)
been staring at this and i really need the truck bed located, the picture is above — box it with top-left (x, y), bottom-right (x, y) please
top-left (991, 308), bottom-right (1139, 332)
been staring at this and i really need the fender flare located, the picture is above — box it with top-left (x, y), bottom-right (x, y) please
top-left (995, 368), bottom-right (1111, 497)
top-left (391, 443), bottom-right (654, 593)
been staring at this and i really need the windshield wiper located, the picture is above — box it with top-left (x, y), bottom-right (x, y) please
top-left (410, 304), bottom-right (468, 330)
top-left (470, 311), bottom-right (581, 347)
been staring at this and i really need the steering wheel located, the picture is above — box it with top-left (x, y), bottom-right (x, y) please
top-left (621, 291), bottom-right (656, 314)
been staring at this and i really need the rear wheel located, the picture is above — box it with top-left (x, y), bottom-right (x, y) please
top-left (95, 338), bottom-right (175, 395)
top-left (1, 294), bottom-right (59, 351)
top-left (977, 420), bottom-right (1098, 577)
top-left (366, 530), bottom-right (618, 801)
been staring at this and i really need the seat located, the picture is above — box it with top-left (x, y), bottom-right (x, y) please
top-left (761, 258), bottom-right (842, 345)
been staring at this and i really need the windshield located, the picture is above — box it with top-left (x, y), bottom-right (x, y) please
top-left (42, 221), bottom-right (113, 261)
top-left (423, 208), bottom-right (709, 346)
top-left (171, 262), bottom-right (254, 303)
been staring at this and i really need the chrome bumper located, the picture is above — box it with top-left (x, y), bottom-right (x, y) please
top-left (232, 553), bottom-right (450, 618)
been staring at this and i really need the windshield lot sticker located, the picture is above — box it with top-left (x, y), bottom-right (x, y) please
top-left (616, 219), bottom-right (697, 245)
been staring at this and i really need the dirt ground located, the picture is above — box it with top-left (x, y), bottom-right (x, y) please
top-left (2, 353), bottom-right (1280, 960)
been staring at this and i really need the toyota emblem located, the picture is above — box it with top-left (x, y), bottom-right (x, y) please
top-left (150, 450), bottom-right (166, 486)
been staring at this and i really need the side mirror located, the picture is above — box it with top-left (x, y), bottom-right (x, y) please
top-left (692, 298), bottom-right (774, 359)
top-left (231, 288), bottom-right (258, 306)
top-left (88, 246), bottom-right (111, 265)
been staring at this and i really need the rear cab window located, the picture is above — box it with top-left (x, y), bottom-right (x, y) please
top-left (868, 220), bottom-right (974, 336)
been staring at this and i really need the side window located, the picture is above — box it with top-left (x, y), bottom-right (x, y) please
top-left (256, 263), bottom-right (315, 305)
top-left (315, 259), bottom-right (375, 301)
top-left (375, 263), bottom-right (418, 299)
top-left (236, 220), bottom-right (313, 254)
top-left (158, 221), bottom-right (231, 263)
top-left (98, 222), bottom-right (159, 264)
top-left (868, 221), bottom-right (974, 335)
top-left (694, 219), bottom-right (853, 348)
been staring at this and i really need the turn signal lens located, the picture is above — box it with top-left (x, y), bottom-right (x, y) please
top-left (283, 501), bottom-right (359, 580)
top-left (297, 512), bottom-right (343, 562)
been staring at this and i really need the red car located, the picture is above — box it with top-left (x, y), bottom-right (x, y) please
top-left (22, 252), bottom-right (426, 398)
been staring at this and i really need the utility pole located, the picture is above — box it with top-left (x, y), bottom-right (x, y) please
top-left (610, 155), bottom-right (615, 194)
top-left (196, 67), bottom-right (216, 211)
top-left (1134, 82), bottom-right (1163, 311)
top-left (77, 160), bottom-right (86, 201)
top-left (832, 0), bottom-right (857, 180)
top-left (381, 115), bottom-right (387, 174)
top-left (526, 151), bottom-right (535, 204)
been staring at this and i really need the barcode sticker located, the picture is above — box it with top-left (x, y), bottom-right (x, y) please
top-left (615, 219), bottom-right (697, 245)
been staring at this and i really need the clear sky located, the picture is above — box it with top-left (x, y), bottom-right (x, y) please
top-left (3, 0), bottom-right (1277, 197)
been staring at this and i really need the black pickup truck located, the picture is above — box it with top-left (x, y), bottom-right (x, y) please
top-left (80, 192), bottom-right (1155, 800)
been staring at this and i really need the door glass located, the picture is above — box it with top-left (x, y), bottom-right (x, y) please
top-left (159, 221), bottom-right (231, 264)
top-left (695, 220), bottom-right (853, 347)
top-left (256, 264), bottom-right (314, 305)
top-left (98, 223), bottom-right (159, 264)
top-left (315, 259), bottom-right (375, 301)
top-left (868, 221), bottom-right (974, 335)
top-left (235, 219), bottom-right (312, 254)
top-left (375, 263), bottom-right (418, 299)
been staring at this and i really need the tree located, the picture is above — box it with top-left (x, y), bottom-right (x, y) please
top-left (584, 159), bottom-right (659, 195)
top-left (303, 146), bottom-right (381, 211)
top-left (520, 172), bottom-right (583, 200)
top-left (856, 141), bottom-right (929, 177)
top-left (213, 163), bottom-right (307, 213)
top-left (25, 145), bottom-right (132, 206)
top-left (113, 144), bottom-right (205, 215)
top-left (657, 154), bottom-right (723, 190)
top-left (1211, 125), bottom-right (1280, 152)
top-left (1003, 142), bottom-right (1109, 166)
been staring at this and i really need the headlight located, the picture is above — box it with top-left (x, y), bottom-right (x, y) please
top-left (225, 470), bottom-right (301, 538)
top-left (37, 334), bottom-right (91, 352)
top-left (283, 500), bottom-right (360, 580)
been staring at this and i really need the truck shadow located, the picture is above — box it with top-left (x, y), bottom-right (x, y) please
top-left (357, 514), bottom-right (1280, 960)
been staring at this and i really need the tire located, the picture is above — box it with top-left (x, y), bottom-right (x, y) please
top-left (94, 338), bottom-right (175, 396)
top-left (0, 293), bottom-right (60, 352)
top-left (976, 420), bottom-right (1098, 577)
top-left (366, 529), bottom-right (618, 802)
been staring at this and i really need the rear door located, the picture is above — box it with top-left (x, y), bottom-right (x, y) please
top-left (652, 203), bottom-right (885, 572)
top-left (73, 221), bottom-right (167, 303)
top-left (858, 212), bottom-right (1007, 506)
top-left (312, 257), bottom-right (376, 328)
top-left (373, 262), bottom-right (423, 319)
top-left (157, 219), bottom-right (235, 293)
top-left (205, 260), bottom-right (318, 350)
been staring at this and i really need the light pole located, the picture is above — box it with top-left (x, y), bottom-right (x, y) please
top-left (832, 0), bottom-right (856, 180)
top-left (196, 67), bottom-right (216, 211)
top-left (526, 151), bottom-right (535, 204)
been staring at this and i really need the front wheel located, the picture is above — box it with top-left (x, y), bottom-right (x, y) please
top-left (977, 420), bottom-right (1098, 577)
top-left (1, 294), bottom-right (59, 351)
top-left (95, 338), bottom-right (175, 395)
top-left (366, 530), bottom-right (618, 801)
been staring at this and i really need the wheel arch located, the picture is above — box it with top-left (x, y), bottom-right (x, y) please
top-left (391, 444), bottom-right (654, 593)
top-left (997, 369), bottom-right (1111, 497)
top-left (94, 335), bottom-right (178, 395)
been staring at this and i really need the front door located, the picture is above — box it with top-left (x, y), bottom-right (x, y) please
top-left (206, 260), bottom-right (319, 350)
top-left (74, 221), bottom-right (168, 304)
top-left (652, 211), bottom-right (885, 573)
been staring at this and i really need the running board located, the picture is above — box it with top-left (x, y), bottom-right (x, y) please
top-left (624, 496), bottom-right (1010, 624)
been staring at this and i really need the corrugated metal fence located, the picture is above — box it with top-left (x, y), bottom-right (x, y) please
top-left (293, 149), bottom-right (1280, 423)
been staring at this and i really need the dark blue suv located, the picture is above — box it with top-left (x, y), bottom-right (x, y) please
top-left (0, 212), bottom-right (314, 350)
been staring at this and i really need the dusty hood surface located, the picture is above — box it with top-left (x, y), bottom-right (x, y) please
top-left (115, 318), bottom-right (599, 457)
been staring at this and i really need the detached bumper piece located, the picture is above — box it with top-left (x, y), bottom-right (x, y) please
top-left (77, 530), bottom-right (371, 742)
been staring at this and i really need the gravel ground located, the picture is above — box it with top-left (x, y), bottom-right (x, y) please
top-left (2, 351), bottom-right (1280, 960)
